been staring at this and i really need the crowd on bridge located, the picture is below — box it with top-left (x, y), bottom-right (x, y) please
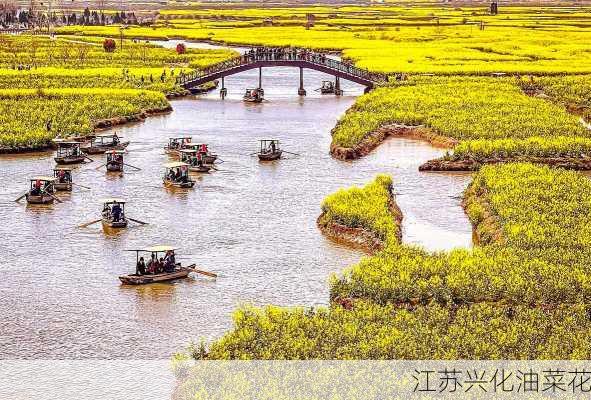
top-left (241, 47), bottom-right (330, 64)
top-left (178, 46), bottom-right (390, 85)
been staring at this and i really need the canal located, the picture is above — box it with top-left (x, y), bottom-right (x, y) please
top-left (0, 59), bottom-right (472, 362)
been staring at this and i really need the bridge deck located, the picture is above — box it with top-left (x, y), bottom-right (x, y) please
top-left (177, 51), bottom-right (389, 90)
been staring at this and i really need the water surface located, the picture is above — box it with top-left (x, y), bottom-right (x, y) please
top-left (0, 65), bottom-right (472, 360)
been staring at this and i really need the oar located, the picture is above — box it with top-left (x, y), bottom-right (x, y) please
top-left (128, 217), bottom-right (148, 225)
top-left (123, 163), bottom-right (141, 171)
top-left (84, 155), bottom-right (94, 163)
top-left (215, 158), bottom-right (225, 164)
top-left (186, 264), bottom-right (218, 278)
top-left (78, 218), bottom-right (102, 228)
top-left (94, 163), bottom-right (107, 170)
top-left (45, 191), bottom-right (63, 203)
top-left (282, 150), bottom-right (300, 156)
top-left (14, 192), bottom-right (27, 202)
top-left (71, 182), bottom-right (91, 190)
top-left (247, 152), bottom-right (259, 156)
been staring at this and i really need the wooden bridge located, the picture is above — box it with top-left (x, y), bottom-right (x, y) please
top-left (177, 49), bottom-right (390, 96)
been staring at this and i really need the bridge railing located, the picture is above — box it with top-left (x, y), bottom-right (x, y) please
top-left (176, 49), bottom-right (389, 86)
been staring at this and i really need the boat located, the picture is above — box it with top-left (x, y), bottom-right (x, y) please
top-left (25, 177), bottom-right (57, 204)
top-left (164, 136), bottom-right (193, 155)
top-left (179, 149), bottom-right (212, 173)
top-left (320, 80), bottom-right (335, 94)
top-left (163, 162), bottom-right (195, 188)
top-left (83, 133), bottom-right (129, 155)
top-left (101, 198), bottom-right (128, 229)
top-left (53, 167), bottom-right (73, 191)
top-left (257, 139), bottom-right (283, 161)
top-left (119, 245), bottom-right (195, 285)
top-left (54, 141), bottom-right (86, 165)
top-left (243, 88), bottom-right (264, 103)
top-left (105, 150), bottom-right (125, 172)
top-left (184, 144), bottom-right (218, 165)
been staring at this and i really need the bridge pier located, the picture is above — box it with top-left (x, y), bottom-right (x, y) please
top-left (335, 76), bottom-right (343, 96)
top-left (298, 67), bottom-right (306, 96)
top-left (220, 76), bottom-right (227, 99)
top-left (258, 67), bottom-right (262, 90)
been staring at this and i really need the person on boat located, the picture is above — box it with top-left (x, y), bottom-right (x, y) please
top-left (174, 168), bottom-right (182, 182)
top-left (136, 257), bottom-right (146, 275)
top-left (167, 168), bottom-right (175, 181)
top-left (113, 134), bottom-right (120, 146)
top-left (147, 253), bottom-right (157, 274)
top-left (112, 203), bottom-right (122, 222)
top-left (164, 251), bottom-right (175, 273)
top-left (196, 153), bottom-right (203, 167)
top-left (179, 167), bottom-right (188, 183)
top-left (200, 143), bottom-right (207, 154)
top-left (31, 180), bottom-right (42, 196)
top-left (57, 169), bottom-right (66, 183)
top-left (157, 258), bottom-right (165, 274)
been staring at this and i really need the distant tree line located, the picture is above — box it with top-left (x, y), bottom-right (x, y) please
top-left (0, 1), bottom-right (139, 29)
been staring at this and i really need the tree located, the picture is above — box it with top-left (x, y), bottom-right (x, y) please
top-left (103, 38), bottom-right (116, 53)
top-left (176, 43), bottom-right (186, 54)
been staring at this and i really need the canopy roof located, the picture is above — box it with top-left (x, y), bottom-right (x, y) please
top-left (179, 149), bottom-right (197, 153)
top-left (164, 162), bottom-right (189, 168)
top-left (53, 166), bottom-right (72, 171)
top-left (260, 139), bottom-right (279, 142)
top-left (106, 150), bottom-right (126, 154)
top-left (30, 176), bottom-right (56, 182)
top-left (101, 198), bottom-right (126, 204)
top-left (96, 133), bottom-right (120, 138)
top-left (169, 136), bottom-right (192, 140)
top-left (127, 245), bottom-right (178, 253)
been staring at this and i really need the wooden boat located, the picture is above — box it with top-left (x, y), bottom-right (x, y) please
top-left (184, 144), bottom-right (217, 165)
top-left (105, 150), bottom-right (125, 172)
top-left (101, 198), bottom-right (128, 229)
top-left (163, 162), bottom-right (195, 188)
top-left (243, 88), bottom-right (264, 103)
top-left (120, 245), bottom-right (195, 285)
top-left (25, 177), bottom-right (56, 204)
top-left (84, 133), bottom-right (129, 155)
top-left (257, 139), bottom-right (282, 161)
top-left (119, 267), bottom-right (193, 285)
top-left (53, 167), bottom-right (73, 191)
top-left (179, 149), bottom-right (212, 173)
top-left (164, 136), bottom-right (193, 155)
top-left (320, 80), bottom-right (335, 94)
top-left (54, 141), bottom-right (86, 165)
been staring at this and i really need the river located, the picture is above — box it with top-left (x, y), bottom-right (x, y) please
top-left (0, 42), bottom-right (472, 398)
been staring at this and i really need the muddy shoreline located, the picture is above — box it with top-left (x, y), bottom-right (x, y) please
top-left (419, 156), bottom-right (591, 171)
top-left (330, 124), bottom-right (456, 161)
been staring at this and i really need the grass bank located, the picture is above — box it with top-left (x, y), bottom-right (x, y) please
top-left (331, 77), bottom-right (591, 169)
top-left (0, 88), bottom-right (170, 151)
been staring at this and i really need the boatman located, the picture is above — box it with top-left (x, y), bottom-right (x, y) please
top-left (136, 257), bottom-right (146, 275)
top-left (112, 202), bottom-right (122, 222)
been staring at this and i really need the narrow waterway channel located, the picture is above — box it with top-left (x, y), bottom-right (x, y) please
top-left (0, 46), bottom-right (472, 362)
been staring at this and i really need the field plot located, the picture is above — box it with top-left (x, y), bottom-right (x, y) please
top-left (0, 35), bottom-right (235, 150)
